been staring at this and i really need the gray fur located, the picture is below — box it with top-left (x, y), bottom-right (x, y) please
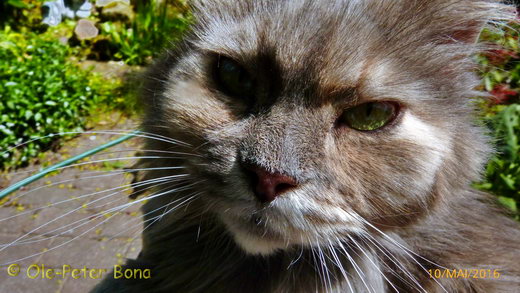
top-left (92, 1), bottom-right (520, 292)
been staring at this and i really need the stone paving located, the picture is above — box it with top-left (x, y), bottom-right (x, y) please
top-left (0, 115), bottom-right (145, 292)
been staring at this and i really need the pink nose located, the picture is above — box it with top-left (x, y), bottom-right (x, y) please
top-left (244, 164), bottom-right (298, 203)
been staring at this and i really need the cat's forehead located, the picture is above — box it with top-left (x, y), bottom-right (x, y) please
top-left (194, 0), bottom-right (377, 83)
top-left (189, 0), bottom-right (464, 101)
top-left (185, 0), bottom-right (506, 104)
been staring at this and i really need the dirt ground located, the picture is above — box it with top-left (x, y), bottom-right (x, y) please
top-left (0, 114), bottom-right (147, 292)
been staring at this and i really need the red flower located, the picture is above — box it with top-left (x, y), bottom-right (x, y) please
top-left (484, 49), bottom-right (519, 66)
top-left (490, 84), bottom-right (518, 104)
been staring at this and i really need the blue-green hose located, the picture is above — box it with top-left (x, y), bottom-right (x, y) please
top-left (0, 130), bottom-right (138, 200)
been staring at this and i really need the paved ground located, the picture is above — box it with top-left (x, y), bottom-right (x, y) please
top-left (0, 114), bottom-right (146, 292)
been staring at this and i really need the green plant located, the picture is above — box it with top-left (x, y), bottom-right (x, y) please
top-left (478, 24), bottom-right (519, 104)
top-left (5, 0), bottom-right (30, 9)
top-left (100, 0), bottom-right (191, 65)
top-left (0, 26), bottom-right (123, 169)
top-left (475, 22), bottom-right (520, 218)
top-left (475, 104), bottom-right (520, 219)
top-left (0, 0), bottom-right (45, 31)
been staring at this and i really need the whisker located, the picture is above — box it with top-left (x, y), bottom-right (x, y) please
top-left (0, 174), bottom-right (185, 253)
top-left (315, 241), bottom-right (333, 293)
top-left (0, 181), bottom-right (191, 265)
top-left (334, 239), bottom-right (374, 293)
top-left (363, 219), bottom-right (449, 271)
top-left (347, 235), bottom-right (400, 293)
top-left (121, 191), bottom-right (203, 242)
top-left (358, 216), bottom-right (452, 293)
top-left (5, 155), bottom-right (183, 177)
top-left (93, 148), bottom-right (202, 158)
top-left (111, 195), bottom-right (200, 241)
top-left (286, 245), bottom-right (304, 269)
top-left (0, 174), bottom-right (187, 222)
top-left (361, 234), bottom-right (426, 293)
top-left (0, 181), bottom-right (173, 246)
top-left (17, 182), bottom-right (196, 247)
top-left (308, 241), bottom-right (324, 292)
top-left (6, 166), bottom-right (186, 202)
top-left (1, 129), bottom-right (190, 158)
top-left (0, 212), bottom-right (119, 266)
top-left (326, 240), bottom-right (354, 293)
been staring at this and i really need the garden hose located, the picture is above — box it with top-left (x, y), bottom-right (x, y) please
top-left (0, 130), bottom-right (139, 200)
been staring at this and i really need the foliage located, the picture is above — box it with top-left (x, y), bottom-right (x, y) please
top-left (0, 0), bottom-right (188, 169)
top-left (476, 105), bottom-right (520, 219)
top-left (478, 25), bottom-right (519, 104)
top-left (0, 0), bottom-right (45, 30)
top-left (0, 27), bottom-right (123, 169)
top-left (2, 0), bottom-right (191, 66)
top-left (99, 0), bottom-right (191, 65)
top-left (5, 0), bottom-right (30, 9)
top-left (476, 22), bottom-right (520, 218)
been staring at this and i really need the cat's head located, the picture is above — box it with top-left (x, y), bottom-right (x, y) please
top-left (139, 0), bottom-right (515, 255)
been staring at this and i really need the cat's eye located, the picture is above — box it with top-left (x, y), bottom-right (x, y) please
top-left (337, 102), bottom-right (399, 131)
top-left (214, 56), bottom-right (255, 99)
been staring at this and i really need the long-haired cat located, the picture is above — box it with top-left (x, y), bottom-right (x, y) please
top-left (92, 0), bottom-right (520, 292)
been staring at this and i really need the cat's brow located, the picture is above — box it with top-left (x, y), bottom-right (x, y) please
top-left (316, 85), bottom-right (358, 105)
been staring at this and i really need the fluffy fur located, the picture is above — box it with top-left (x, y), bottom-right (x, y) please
top-left (92, 0), bottom-right (520, 292)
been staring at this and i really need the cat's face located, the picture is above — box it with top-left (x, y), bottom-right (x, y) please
top-left (142, 0), bottom-right (499, 255)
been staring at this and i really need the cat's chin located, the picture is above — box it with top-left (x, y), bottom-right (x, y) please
top-left (219, 214), bottom-right (289, 255)
top-left (230, 230), bottom-right (287, 255)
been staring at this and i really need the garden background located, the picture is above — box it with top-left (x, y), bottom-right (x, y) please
top-left (0, 1), bottom-right (518, 291)
top-left (0, 0), bottom-right (519, 225)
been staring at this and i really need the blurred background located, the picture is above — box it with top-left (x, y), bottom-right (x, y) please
top-left (0, 1), bottom-right (518, 291)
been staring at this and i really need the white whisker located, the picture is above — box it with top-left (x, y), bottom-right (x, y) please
top-left (335, 239), bottom-right (374, 293)
top-left (0, 174), bottom-right (187, 222)
top-left (5, 166), bottom-right (186, 202)
top-left (360, 219), bottom-right (449, 293)
top-left (348, 235), bottom-right (400, 293)
top-left (362, 234), bottom-right (426, 293)
top-left (1, 129), bottom-right (190, 158)
top-left (0, 174), bottom-right (186, 254)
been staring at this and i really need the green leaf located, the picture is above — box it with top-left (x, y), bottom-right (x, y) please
top-left (498, 196), bottom-right (518, 212)
top-left (24, 110), bottom-right (33, 120)
top-left (7, 0), bottom-right (28, 9)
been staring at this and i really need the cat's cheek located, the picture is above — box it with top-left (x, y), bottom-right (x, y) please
top-left (163, 79), bottom-right (236, 133)
top-left (394, 113), bottom-right (453, 192)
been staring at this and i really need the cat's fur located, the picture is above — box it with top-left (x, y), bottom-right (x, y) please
top-left (92, 0), bottom-right (520, 292)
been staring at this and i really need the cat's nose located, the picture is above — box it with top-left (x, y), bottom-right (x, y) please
top-left (243, 164), bottom-right (298, 203)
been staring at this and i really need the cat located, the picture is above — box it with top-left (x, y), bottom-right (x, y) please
top-left (92, 0), bottom-right (520, 292)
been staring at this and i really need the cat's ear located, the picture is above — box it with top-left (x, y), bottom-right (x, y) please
top-left (446, 20), bottom-right (487, 44)
top-left (432, 0), bottom-right (516, 44)
top-left (375, 0), bottom-right (515, 49)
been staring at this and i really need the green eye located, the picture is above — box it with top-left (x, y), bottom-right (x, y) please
top-left (215, 56), bottom-right (255, 99)
top-left (338, 102), bottom-right (399, 131)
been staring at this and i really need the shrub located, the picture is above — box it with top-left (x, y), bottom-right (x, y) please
top-left (0, 26), bottom-right (120, 169)
top-left (0, 0), bottom-right (45, 31)
top-left (99, 0), bottom-right (191, 65)
top-left (476, 22), bottom-right (520, 218)
top-left (476, 104), bottom-right (520, 219)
